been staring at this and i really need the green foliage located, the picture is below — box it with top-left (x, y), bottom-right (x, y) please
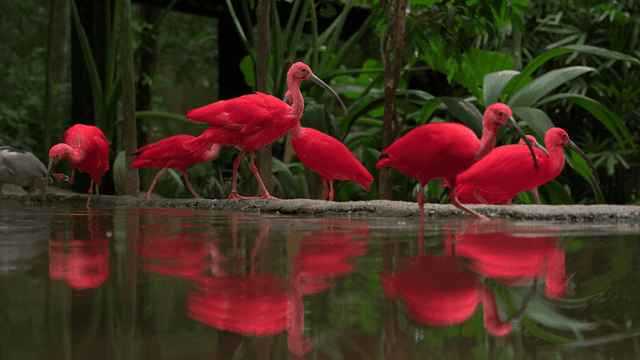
top-left (0, 0), bottom-right (51, 157)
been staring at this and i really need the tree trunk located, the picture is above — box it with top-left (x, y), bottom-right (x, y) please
top-left (255, 0), bottom-right (273, 197)
top-left (45, 0), bottom-right (70, 152)
top-left (120, 0), bottom-right (139, 196)
top-left (379, 0), bottom-right (407, 200)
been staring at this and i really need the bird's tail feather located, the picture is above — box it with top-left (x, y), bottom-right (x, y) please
top-left (375, 157), bottom-right (393, 169)
top-left (184, 136), bottom-right (214, 157)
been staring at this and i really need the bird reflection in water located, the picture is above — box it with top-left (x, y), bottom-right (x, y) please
top-left (49, 211), bottom-right (110, 290)
top-left (186, 217), bottom-right (370, 356)
top-left (380, 221), bottom-right (534, 337)
top-left (445, 219), bottom-right (568, 299)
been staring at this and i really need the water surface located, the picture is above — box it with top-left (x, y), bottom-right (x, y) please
top-left (1, 204), bottom-right (639, 359)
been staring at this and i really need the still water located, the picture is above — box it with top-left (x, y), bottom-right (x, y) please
top-left (1, 203), bottom-right (639, 359)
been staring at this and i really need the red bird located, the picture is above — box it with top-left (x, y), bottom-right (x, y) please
top-left (454, 135), bottom-right (548, 205)
top-left (376, 103), bottom-right (536, 220)
top-left (455, 127), bottom-right (598, 206)
top-left (185, 62), bottom-right (347, 202)
top-left (131, 134), bottom-right (221, 199)
top-left (290, 121), bottom-right (373, 201)
top-left (44, 124), bottom-right (110, 208)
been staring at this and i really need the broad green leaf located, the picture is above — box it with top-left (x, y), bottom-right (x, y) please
top-left (563, 44), bottom-right (640, 65)
top-left (239, 55), bottom-right (256, 88)
top-left (508, 287), bottom-right (598, 331)
top-left (458, 49), bottom-right (516, 98)
top-left (503, 48), bottom-right (574, 101)
top-left (562, 328), bottom-right (640, 348)
top-left (540, 179), bottom-right (575, 204)
top-left (537, 93), bottom-right (635, 152)
top-left (508, 66), bottom-right (595, 108)
top-left (567, 152), bottom-right (605, 204)
top-left (511, 107), bottom-right (554, 141)
top-left (418, 98), bottom-right (443, 125)
top-left (437, 97), bottom-right (483, 136)
top-left (483, 70), bottom-right (520, 107)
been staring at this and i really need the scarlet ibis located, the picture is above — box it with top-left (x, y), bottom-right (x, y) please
top-left (379, 222), bottom-right (533, 336)
top-left (185, 62), bottom-right (348, 202)
top-left (445, 219), bottom-right (568, 299)
top-left (455, 127), bottom-right (598, 206)
top-left (376, 103), bottom-right (537, 219)
top-left (44, 124), bottom-right (110, 208)
top-left (454, 135), bottom-right (548, 205)
top-left (49, 237), bottom-right (109, 290)
top-left (0, 146), bottom-right (67, 204)
top-left (290, 120), bottom-right (373, 201)
top-left (130, 134), bottom-right (221, 199)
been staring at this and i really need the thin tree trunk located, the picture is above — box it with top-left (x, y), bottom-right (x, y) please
top-left (120, 0), bottom-right (139, 196)
top-left (255, 0), bottom-right (272, 197)
top-left (379, 0), bottom-right (408, 200)
top-left (45, 0), bottom-right (70, 153)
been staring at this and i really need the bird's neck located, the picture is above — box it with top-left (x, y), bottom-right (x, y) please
top-left (201, 144), bottom-right (222, 162)
top-left (58, 144), bottom-right (85, 164)
top-left (474, 127), bottom-right (498, 161)
top-left (548, 145), bottom-right (566, 173)
top-left (290, 122), bottom-right (304, 140)
top-left (287, 79), bottom-right (305, 121)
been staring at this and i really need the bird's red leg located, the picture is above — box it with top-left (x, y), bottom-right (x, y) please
top-left (145, 168), bottom-right (167, 199)
top-left (182, 171), bottom-right (200, 199)
top-left (473, 188), bottom-right (489, 204)
top-left (321, 178), bottom-right (329, 200)
top-left (86, 179), bottom-right (94, 208)
top-left (449, 181), bottom-right (488, 220)
top-left (249, 151), bottom-right (278, 200)
top-left (529, 187), bottom-right (541, 205)
top-left (328, 180), bottom-right (334, 201)
top-left (227, 150), bottom-right (249, 202)
top-left (67, 169), bottom-right (76, 185)
top-left (417, 184), bottom-right (426, 222)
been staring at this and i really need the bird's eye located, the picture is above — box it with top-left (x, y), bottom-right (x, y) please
top-left (562, 134), bottom-right (567, 138)
top-left (301, 68), bottom-right (307, 73)
top-left (498, 111), bottom-right (503, 116)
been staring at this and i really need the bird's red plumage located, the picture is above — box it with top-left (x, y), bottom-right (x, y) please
top-left (58, 124), bottom-right (109, 185)
top-left (377, 122), bottom-right (480, 185)
top-left (291, 127), bottom-right (373, 191)
top-left (185, 92), bottom-right (295, 153)
top-left (455, 129), bottom-right (568, 204)
top-left (131, 134), bottom-right (219, 173)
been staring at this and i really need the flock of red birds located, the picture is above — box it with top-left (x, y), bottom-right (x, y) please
top-left (40, 62), bottom-right (598, 218)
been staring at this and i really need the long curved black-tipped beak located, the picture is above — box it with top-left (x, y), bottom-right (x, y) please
top-left (506, 116), bottom-right (538, 171)
top-left (41, 159), bottom-right (56, 205)
top-left (309, 73), bottom-right (348, 117)
top-left (566, 140), bottom-right (600, 184)
top-left (533, 141), bottom-right (549, 156)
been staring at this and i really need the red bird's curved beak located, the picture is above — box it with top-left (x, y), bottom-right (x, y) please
top-left (566, 140), bottom-right (600, 184)
top-left (309, 73), bottom-right (348, 117)
top-left (506, 116), bottom-right (538, 171)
